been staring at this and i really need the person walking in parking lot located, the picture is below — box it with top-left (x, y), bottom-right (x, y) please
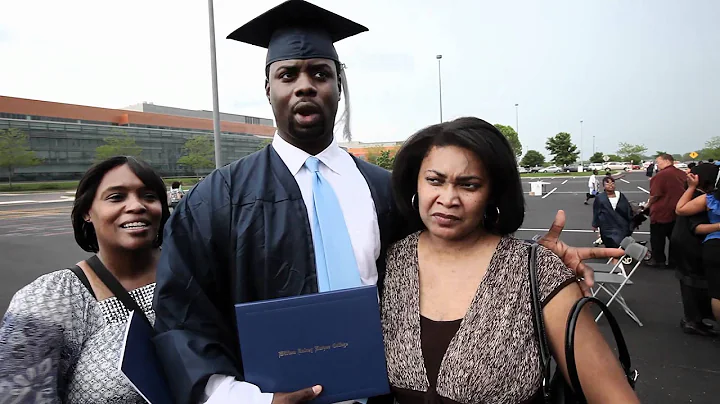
top-left (645, 154), bottom-right (687, 268)
top-left (584, 170), bottom-right (599, 205)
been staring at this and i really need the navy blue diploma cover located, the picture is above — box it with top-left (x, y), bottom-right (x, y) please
top-left (118, 311), bottom-right (174, 404)
top-left (234, 285), bottom-right (390, 404)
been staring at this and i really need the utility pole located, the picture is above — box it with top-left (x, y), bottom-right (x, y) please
top-left (208, 0), bottom-right (222, 169)
top-left (580, 120), bottom-right (584, 166)
top-left (436, 55), bottom-right (443, 122)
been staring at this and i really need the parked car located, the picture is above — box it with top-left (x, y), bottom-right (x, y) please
top-left (562, 164), bottom-right (591, 172)
top-left (539, 166), bottom-right (562, 173)
top-left (517, 166), bottom-right (528, 173)
top-left (603, 162), bottom-right (631, 171)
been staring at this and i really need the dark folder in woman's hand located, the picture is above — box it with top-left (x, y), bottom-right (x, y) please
top-left (234, 285), bottom-right (390, 404)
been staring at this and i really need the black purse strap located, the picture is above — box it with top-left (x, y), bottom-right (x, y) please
top-left (70, 265), bottom-right (96, 299)
top-left (565, 296), bottom-right (638, 400)
top-left (86, 255), bottom-right (152, 328)
top-left (528, 242), bottom-right (638, 404)
top-left (527, 243), bottom-right (553, 399)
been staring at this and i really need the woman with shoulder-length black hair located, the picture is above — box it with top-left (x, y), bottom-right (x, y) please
top-left (381, 117), bottom-right (639, 404)
top-left (392, 117), bottom-right (525, 236)
top-left (591, 176), bottom-right (634, 249)
top-left (0, 156), bottom-right (170, 403)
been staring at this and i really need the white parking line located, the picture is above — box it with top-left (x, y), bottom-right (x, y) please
top-left (0, 197), bottom-right (73, 205)
top-left (562, 180), bottom-right (569, 185)
top-left (525, 191), bottom-right (647, 195)
top-left (516, 228), bottom-right (650, 235)
top-left (620, 179), bottom-right (630, 184)
top-left (637, 187), bottom-right (650, 194)
top-left (542, 187), bottom-right (558, 199)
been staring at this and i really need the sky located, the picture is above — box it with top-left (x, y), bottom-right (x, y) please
top-left (1, 0), bottom-right (718, 160)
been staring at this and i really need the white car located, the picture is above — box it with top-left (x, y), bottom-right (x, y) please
top-left (539, 166), bottom-right (562, 173)
top-left (603, 162), bottom-right (630, 171)
top-left (517, 166), bottom-right (528, 173)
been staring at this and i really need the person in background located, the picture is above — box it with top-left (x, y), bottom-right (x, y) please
top-left (646, 161), bottom-right (655, 177)
top-left (0, 156), bottom-right (170, 403)
top-left (584, 169), bottom-right (599, 205)
top-left (676, 169), bottom-right (720, 323)
top-left (382, 117), bottom-right (639, 404)
top-left (645, 153), bottom-right (687, 268)
top-left (168, 181), bottom-right (184, 211)
top-left (592, 176), bottom-right (634, 249)
top-left (671, 163), bottom-right (719, 335)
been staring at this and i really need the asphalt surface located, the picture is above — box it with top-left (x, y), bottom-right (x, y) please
top-left (1, 172), bottom-right (718, 403)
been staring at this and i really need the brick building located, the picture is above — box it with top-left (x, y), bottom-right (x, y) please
top-left (0, 96), bottom-right (275, 181)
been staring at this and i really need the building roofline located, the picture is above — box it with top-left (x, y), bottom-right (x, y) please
top-left (0, 95), bottom-right (276, 137)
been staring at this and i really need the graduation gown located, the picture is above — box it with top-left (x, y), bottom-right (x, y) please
top-left (152, 145), bottom-right (405, 404)
top-left (592, 192), bottom-right (634, 246)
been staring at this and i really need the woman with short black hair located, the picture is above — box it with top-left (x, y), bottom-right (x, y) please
top-left (382, 117), bottom-right (638, 403)
top-left (0, 156), bottom-right (169, 403)
top-left (591, 176), bottom-right (634, 249)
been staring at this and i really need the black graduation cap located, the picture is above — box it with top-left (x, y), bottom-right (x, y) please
top-left (226, 0), bottom-right (368, 67)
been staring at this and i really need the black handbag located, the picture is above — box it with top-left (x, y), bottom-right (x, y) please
top-left (527, 243), bottom-right (638, 403)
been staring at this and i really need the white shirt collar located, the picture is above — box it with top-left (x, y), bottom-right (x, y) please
top-left (271, 132), bottom-right (347, 176)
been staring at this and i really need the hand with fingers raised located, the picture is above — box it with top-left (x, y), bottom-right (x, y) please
top-left (536, 210), bottom-right (624, 296)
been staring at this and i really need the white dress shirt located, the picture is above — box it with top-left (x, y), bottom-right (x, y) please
top-left (608, 191), bottom-right (621, 210)
top-left (202, 134), bottom-right (381, 404)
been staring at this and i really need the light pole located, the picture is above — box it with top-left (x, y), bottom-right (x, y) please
top-left (593, 134), bottom-right (595, 155)
top-left (515, 103), bottom-right (519, 135)
top-left (436, 55), bottom-right (443, 122)
top-left (579, 120), bottom-right (584, 166)
top-left (208, 0), bottom-right (222, 169)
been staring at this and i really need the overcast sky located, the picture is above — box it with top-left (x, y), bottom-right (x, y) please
top-left (1, 0), bottom-right (718, 159)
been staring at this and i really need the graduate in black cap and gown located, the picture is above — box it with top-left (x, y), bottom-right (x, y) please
top-left (152, 1), bottom-right (618, 404)
top-left (153, 2), bottom-right (400, 403)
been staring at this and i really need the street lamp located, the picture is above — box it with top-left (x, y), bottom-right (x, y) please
top-left (579, 120), bottom-right (584, 166)
top-left (208, 0), bottom-right (222, 169)
top-left (515, 103), bottom-right (519, 135)
top-left (436, 55), bottom-right (443, 122)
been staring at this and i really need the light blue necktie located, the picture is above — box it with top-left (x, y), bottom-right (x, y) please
top-left (305, 158), bottom-right (368, 404)
top-left (305, 157), bottom-right (363, 292)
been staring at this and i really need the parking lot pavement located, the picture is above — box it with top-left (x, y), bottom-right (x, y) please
top-left (0, 203), bottom-right (87, 316)
top-left (521, 172), bottom-right (652, 200)
top-left (0, 191), bottom-right (75, 206)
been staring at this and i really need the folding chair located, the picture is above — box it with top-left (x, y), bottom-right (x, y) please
top-left (589, 236), bottom-right (634, 277)
top-left (591, 241), bottom-right (648, 326)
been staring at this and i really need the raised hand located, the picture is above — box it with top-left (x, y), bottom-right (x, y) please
top-left (536, 210), bottom-right (624, 296)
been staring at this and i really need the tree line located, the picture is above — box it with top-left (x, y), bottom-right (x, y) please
top-left (519, 135), bottom-right (720, 168)
top-left (3, 125), bottom-right (720, 185)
